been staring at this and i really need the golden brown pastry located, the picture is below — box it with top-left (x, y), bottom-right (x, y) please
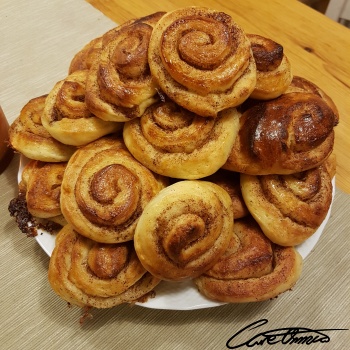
top-left (148, 7), bottom-right (256, 117)
top-left (123, 100), bottom-right (240, 179)
top-left (285, 76), bottom-right (339, 124)
top-left (85, 12), bottom-right (165, 122)
top-left (324, 152), bottom-right (337, 179)
top-left (203, 169), bottom-right (249, 219)
top-left (8, 95), bottom-right (75, 162)
top-left (19, 160), bottom-right (67, 226)
top-left (240, 164), bottom-right (333, 246)
top-left (41, 70), bottom-right (121, 146)
top-left (68, 36), bottom-right (103, 74)
top-left (60, 135), bottom-right (168, 243)
top-left (223, 92), bottom-right (337, 175)
top-left (248, 34), bottom-right (292, 100)
top-left (194, 217), bottom-right (303, 303)
top-left (134, 180), bottom-right (233, 281)
top-left (48, 224), bottom-right (160, 308)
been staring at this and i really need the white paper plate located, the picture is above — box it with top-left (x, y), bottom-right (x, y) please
top-left (18, 156), bottom-right (335, 310)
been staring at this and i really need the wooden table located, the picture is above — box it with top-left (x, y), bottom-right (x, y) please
top-left (87, 0), bottom-right (350, 193)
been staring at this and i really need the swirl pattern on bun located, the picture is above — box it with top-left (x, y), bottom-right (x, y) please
top-left (148, 7), bottom-right (256, 117)
top-left (223, 92), bottom-right (337, 175)
top-left (42, 70), bottom-right (121, 146)
top-left (48, 224), bottom-right (160, 308)
top-left (8, 95), bottom-right (75, 161)
top-left (85, 12), bottom-right (165, 122)
top-left (194, 217), bottom-right (303, 302)
top-left (60, 135), bottom-right (168, 243)
top-left (123, 100), bottom-right (240, 179)
top-left (240, 164), bottom-right (333, 246)
top-left (248, 34), bottom-right (292, 100)
top-left (134, 180), bottom-right (233, 281)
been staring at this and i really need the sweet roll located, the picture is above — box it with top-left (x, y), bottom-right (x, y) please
top-left (148, 7), bottom-right (256, 117)
top-left (60, 135), bottom-right (168, 243)
top-left (223, 92), bottom-right (337, 174)
top-left (41, 70), bottom-right (121, 146)
top-left (48, 224), bottom-right (160, 308)
top-left (19, 160), bottom-right (67, 226)
top-left (68, 36), bottom-right (103, 74)
top-left (285, 76), bottom-right (339, 124)
top-left (194, 216), bottom-right (303, 302)
top-left (85, 12), bottom-right (165, 122)
top-left (8, 95), bottom-right (75, 162)
top-left (202, 169), bottom-right (249, 219)
top-left (248, 34), bottom-right (292, 100)
top-left (240, 164), bottom-right (333, 246)
top-left (123, 99), bottom-right (240, 179)
top-left (134, 180), bottom-right (233, 281)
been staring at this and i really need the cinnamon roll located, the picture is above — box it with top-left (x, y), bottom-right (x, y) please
top-left (223, 92), bottom-right (337, 175)
top-left (240, 164), bottom-right (333, 246)
top-left (48, 224), bottom-right (160, 308)
top-left (134, 180), bottom-right (233, 281)
top-left (194, 217), bottom-right (303, 303)
top-left (8, 95), bottom-right (75, 162)
top-left (203, 169), bottom-right (249, 219)
top-left (85, 12), bottom-right (165, 122)
top-left (68, 36), bottom-right (102, 74)
top-left (20, 160), bottom-right (67, 226)
top-left (60, 135), bottom-right (168, 243)
top-left (123, 100), bottom-right (240, 179)
top-left (285, 76), bottom-right (339, 124)
top-left (148, 7), bottom-right (257, 117)
top-left (248, 34), bottom-right (292, 100)
top-left (41, 70), bottom-right (121, 146)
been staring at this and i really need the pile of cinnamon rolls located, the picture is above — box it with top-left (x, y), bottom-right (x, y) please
top-left (8, 7), bottom-right (338, 308)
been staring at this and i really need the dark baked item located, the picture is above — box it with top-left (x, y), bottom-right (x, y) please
top-left (223, 92), bottom-right (337, 175)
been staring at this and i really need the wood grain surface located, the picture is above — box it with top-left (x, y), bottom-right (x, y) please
top-left (86, 0), bottom-right (350, 193)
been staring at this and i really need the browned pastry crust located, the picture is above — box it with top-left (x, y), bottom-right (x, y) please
top-left (68, 36), bottom-right (103, 74)
top-left (240, 164), bottom-right (333, 246)
top-left (8, 95), bottom-right (75, 162)
top-left (223, 92), bottom-right (337, 175)
top-left (60, 135), bottom-right (168, 243)
top-left (134, 180), bottom-right (233, 281)
top-left (285, 76), bottom-right (339, 125)
top-left (85, 12), bottom-right (165, 122)
top-left (194, 217), bottom-right (303, 302)
top-left (123, 99), bottom-right (240, 179)
top-left (202, 169), bottom-right (249, 219)
top-left (324, 151), bottom-right (337, 179)
top-left (48, 224), bottom-right (160, 308)
top-left (41, 70), bottom-right (121, 146)
top-left (20, 160), bottom-right (67, 225)
top-left (148, 7), bottom-right (256, 117)
top-left (248, 34), bottom-right (293, 100)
